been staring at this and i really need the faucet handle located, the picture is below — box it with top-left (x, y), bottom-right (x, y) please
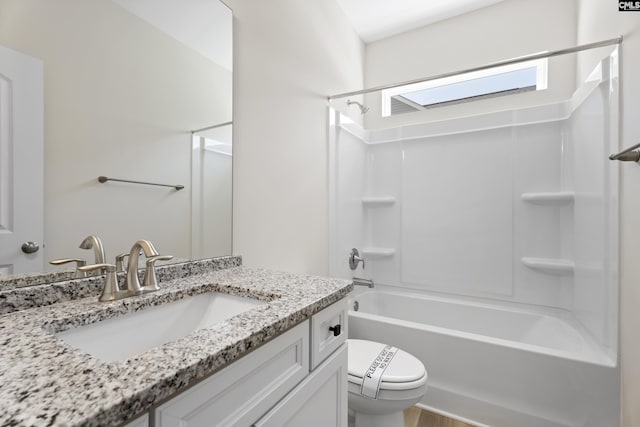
top-left (115, 252), bottom-right (130, 273)
top-left (349, 248), bottom-right (365, 270)
top-left (78, 263), bottom-right (124, 302)
top-left (142, 255), bottom-right (173, 291)
top-left (49, 258), bottom-right (87, 278)
top-left (77, 263), bottom-right (114, 273)
top-left (50, 258), bottom-right (85, 266)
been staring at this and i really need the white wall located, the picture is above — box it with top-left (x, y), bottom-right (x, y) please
top-left (0, 0), bottom-right (232, 263)
top-left (225, 0), bottom-right (364, 275)
top-left (576, 2), bottom-right (640, 426)
top-left (356, 0), bottom-right (577, 129)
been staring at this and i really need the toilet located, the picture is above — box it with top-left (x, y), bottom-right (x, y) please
top-left (347, 339), bottom-right (428, 427)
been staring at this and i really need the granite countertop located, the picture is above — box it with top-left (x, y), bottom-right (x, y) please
top-left (0, 265), bottom-right (352, 426)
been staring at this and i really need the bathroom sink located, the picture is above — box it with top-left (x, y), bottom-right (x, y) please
top-left (55, 292), bottom-right (265, 362)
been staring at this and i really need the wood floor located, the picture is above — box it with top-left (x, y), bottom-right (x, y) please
top-left (404, 407), bottom-right (475, 427)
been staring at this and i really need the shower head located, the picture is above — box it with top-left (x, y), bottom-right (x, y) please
top-left (347, 99), bottom-right (370, 114)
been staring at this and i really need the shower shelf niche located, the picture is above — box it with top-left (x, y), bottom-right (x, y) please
top-left (361, 248), bottom-right (395, 257)
top-left (521, 257), bottom-right (575, 275)
top-left (520, 192), bottom-right (575, 205)
top-left (362, 196), bottom-right (396, 207)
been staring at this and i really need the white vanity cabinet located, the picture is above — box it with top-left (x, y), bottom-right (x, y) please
top-left (124, 413), bottom-right (149, 427)
top-left (254, 343), bottom-right (347, 427)
top-left (147, 299), bottom-right (348, 427)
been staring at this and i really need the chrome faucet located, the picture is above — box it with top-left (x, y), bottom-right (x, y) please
top-left (124, 240), bottom-right (160, 295)
top-left (67, 239), bottom-right (171, 302)
top-left (79, 240), bottom-right (171, 302)
top-left (79, 235), bottom-right (106, 264)
top-left (49, 235), bottom-right (106, 278)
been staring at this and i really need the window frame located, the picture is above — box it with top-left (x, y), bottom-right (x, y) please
top-left (381, 57), bottom-right (548, 117)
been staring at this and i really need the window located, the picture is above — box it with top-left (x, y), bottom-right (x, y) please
top-left (381, 58), bottom-right (548, 116)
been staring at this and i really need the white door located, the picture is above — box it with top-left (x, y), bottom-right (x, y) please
top-left (0, 45), bottom-right (44, 275)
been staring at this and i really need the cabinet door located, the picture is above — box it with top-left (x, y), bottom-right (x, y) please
top-left (255, 343), bottom-right (347, 427)
top-left (311, 299), bottom-right (348, 369)
top-left (155, 321), bottom-right (309, 427)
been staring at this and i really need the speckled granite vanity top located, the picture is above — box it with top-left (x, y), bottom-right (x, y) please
top-left (0, 262), bottom-right (352, 426)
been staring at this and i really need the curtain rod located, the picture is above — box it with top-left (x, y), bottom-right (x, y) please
top-left (328, 36), bottom-right (623, 101)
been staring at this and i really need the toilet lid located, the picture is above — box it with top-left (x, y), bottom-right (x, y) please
top-left (347, 339), bottom-right (426, 384)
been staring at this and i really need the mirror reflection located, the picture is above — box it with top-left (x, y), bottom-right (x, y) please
top-left (0, 0), bottom-right (233, 286)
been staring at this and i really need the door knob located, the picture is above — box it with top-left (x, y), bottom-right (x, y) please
top-left (21, 241), bottom-right (40, 254)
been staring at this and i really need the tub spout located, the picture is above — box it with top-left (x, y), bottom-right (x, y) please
top-left (353, 277), bottom-right (374, 288)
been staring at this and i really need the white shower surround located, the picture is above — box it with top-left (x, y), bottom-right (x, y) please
top-left (329, 50), bottom-right (619, 425)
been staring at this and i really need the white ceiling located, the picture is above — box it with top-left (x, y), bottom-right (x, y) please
top-left (111, 0), bottom-right (507, 68)
top-left (335, 0), bottom-right (508, 43)
top-left (112, 0), bottom-right (232, 71)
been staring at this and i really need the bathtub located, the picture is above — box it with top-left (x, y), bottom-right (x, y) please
top-left (348, 288), bottom-right (619, 427)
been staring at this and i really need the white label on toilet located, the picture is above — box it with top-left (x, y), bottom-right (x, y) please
top-left (360, 345), bottom-right (398, 399)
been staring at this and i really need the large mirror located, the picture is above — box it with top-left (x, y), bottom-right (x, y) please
top-left (0, 0), bottom-right (233, 285)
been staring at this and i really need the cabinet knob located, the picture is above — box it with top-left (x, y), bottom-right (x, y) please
top-left (329, 324), bottom-right (341, 337)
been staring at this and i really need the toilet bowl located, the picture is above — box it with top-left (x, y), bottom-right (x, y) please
top-left (347, 339), bottom-right (428, 427)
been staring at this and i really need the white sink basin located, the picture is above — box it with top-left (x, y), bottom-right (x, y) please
top-left (56, 292), bottom-right (265, 362)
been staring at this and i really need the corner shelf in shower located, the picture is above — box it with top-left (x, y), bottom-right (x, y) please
top-left (520, 192), bottom-right (575, 205)
top-left (521, 257), bottom-right (575, 275)
top-left (361, 247), bottom-right (396, 257)
top-left (362, 197), bottom-right (396, 207)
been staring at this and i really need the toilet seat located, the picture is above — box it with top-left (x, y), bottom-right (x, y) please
top-left (347, 373), bottom-right (427, 391)
top-left (347, 339), bottom-right (427, 398)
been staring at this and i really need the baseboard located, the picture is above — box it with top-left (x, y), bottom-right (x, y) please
top-left (421, 385), bottom-right (572, 427)
top-left (414, 402), bottom-right (490, 427)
